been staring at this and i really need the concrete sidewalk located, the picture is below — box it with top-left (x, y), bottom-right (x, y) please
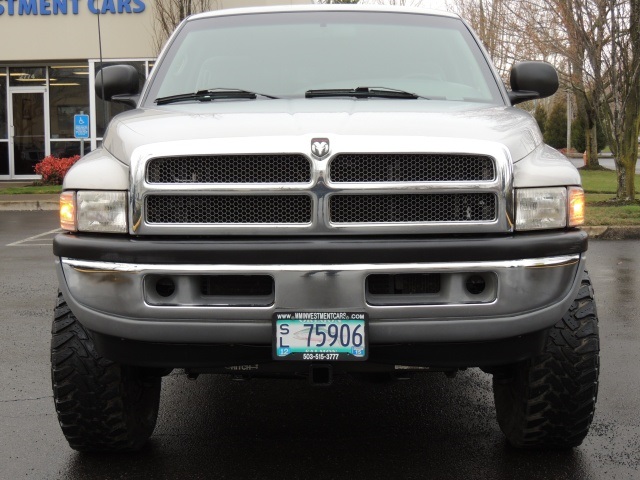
top-left (1, 192), bottom-right (638, 239)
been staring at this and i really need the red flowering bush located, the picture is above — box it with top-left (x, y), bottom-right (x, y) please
top-left (34, 155), bottom-right (81, 185)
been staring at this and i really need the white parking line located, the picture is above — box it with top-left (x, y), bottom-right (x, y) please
top-left (7, 228), bottom-right (63, 247)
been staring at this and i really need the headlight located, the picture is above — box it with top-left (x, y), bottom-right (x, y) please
top-left (59, 191), bottom-right (128, 233)
top-left (516, 187), bottom-right (584, 231)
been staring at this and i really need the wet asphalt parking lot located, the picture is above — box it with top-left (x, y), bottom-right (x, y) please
top-left (1, 210), bottom-right (638, 479)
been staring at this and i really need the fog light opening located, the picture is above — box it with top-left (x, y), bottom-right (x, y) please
top-left (466, 275), bottom-right (486, 295)
top-left (156, 277), bottom-right (176, 297)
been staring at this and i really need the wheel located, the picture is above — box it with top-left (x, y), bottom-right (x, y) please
top-left (492, 271), bottom-right (600, 449)
top-left (51, 291), bottom-right (161, 452)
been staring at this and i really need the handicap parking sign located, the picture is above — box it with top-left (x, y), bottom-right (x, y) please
top-left (74, 114), bottom-right (90, 139)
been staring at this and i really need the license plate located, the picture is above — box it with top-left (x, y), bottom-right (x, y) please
top-left (273, 312), bottom-right (368, 361)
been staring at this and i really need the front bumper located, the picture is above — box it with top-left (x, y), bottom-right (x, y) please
top-left (55, 230), bottom-right (587, 348)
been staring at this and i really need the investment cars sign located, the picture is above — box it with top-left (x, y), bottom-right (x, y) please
top-left (0, 0), bottom-right (146, 16)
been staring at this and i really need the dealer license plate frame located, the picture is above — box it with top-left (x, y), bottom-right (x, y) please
top-left (273, 312), bottom-right (368, 361)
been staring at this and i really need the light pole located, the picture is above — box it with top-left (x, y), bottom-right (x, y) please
top-left (566, 89), bottom-right (572, 151)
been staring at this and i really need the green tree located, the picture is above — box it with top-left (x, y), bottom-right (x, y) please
top-left (544, 100), bottom-right (567, 150)
top-left (534, 104), bottom-right (548, 136)
top-left (572, 116), bottom-right (586, 153)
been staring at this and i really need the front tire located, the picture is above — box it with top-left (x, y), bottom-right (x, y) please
top-left (51, 292), bottom-right (161, 452)
top-left (493, 271), bottom-right (600, 449)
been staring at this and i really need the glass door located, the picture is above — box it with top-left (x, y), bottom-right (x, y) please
top-left (9, 87), bottom-right (48, 178)
top-left (0, 69), bottom-right (8, 177)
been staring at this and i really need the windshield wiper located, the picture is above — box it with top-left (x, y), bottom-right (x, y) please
top-left (155, 88), bottom-right (278, 105)
top-left (305, 86), bottom-right (428, 100)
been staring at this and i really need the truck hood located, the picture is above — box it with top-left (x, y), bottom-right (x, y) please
top-left (102, 99), bottom-right (543, 165)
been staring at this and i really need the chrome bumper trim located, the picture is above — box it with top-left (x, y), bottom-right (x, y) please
top-left (63, 254), bottom-right (579, 275)
top-left (57, 254), bottom-right (584, 344)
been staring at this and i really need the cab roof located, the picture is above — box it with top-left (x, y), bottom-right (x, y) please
top-left (188, 4), bottom-right (460, 22)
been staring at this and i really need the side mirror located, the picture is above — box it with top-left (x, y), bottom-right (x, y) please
top-left (508, 61), bottom-right (559, 105)
top-left (95, 65), bottom-right (140, 108)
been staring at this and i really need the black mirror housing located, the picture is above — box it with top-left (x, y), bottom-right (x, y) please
top-left (508, 61), bottom-right (559, 105)
top-left (95, 65), bottom-right (140, 106)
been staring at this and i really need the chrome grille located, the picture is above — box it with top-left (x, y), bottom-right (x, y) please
top-left (330, 193), bottom-right (496, 223)
top-left (146, 155), bottom-right (311, 184)
top-left (329, 154), bottom-right (495, 183)
top-left (146, 195), bottom-right (312, 224)
top-left (132, 141), bottom-right (511, 236)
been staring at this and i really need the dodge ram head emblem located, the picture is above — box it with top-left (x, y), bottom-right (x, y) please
top-left (311, 138), bottom-right (330, 159)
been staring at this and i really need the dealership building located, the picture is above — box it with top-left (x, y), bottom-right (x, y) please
top-left (0, 0), bottom-right (310, 180)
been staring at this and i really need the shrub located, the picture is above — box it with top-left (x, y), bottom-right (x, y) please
top-left (34, 155), bottom-right (81, 185)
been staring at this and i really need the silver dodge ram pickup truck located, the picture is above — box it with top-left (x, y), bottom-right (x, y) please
top-left (51, 5), bottom-right (599, 452)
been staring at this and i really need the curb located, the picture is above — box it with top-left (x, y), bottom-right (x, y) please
top-left (582, 226), bottom-right (640, 240)
top-left (0, 200), bottom-right (58, 211)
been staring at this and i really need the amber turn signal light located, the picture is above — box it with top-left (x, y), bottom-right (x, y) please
top-left (568, 187), bottom-right (585, 227)
top-left (60, 191), bottom-right (77, 231)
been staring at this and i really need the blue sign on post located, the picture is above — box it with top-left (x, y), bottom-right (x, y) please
top-left (74, 114), bottom-right (90, 139)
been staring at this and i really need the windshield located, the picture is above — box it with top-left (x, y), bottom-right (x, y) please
top-left (144, 11), bottom-right (504, 105)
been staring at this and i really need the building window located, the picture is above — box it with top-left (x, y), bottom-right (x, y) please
top-left (9, 67), bottom-right (47, 87)
top-left (48, 65), bottom-right (90, 158)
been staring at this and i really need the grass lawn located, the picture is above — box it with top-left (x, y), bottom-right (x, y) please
top-left (581, 169), bottom-right (640, 225)
top-left (0, 185), bottom-right (62, 195)
top-left (579, 169), bottom-right (640, 194)
top-left (585, 193), bottom-right (640, 226)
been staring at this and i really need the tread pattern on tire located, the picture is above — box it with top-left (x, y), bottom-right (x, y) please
top-left (493, 271), bottom-right (600, 449)
top-left (51, 292), bottom-right (161, 452)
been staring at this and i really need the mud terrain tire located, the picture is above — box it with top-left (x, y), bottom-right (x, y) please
top-left (51, 292), bottom-right (161, 452)
top-left (493, 271), bottom-right (599, 448)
